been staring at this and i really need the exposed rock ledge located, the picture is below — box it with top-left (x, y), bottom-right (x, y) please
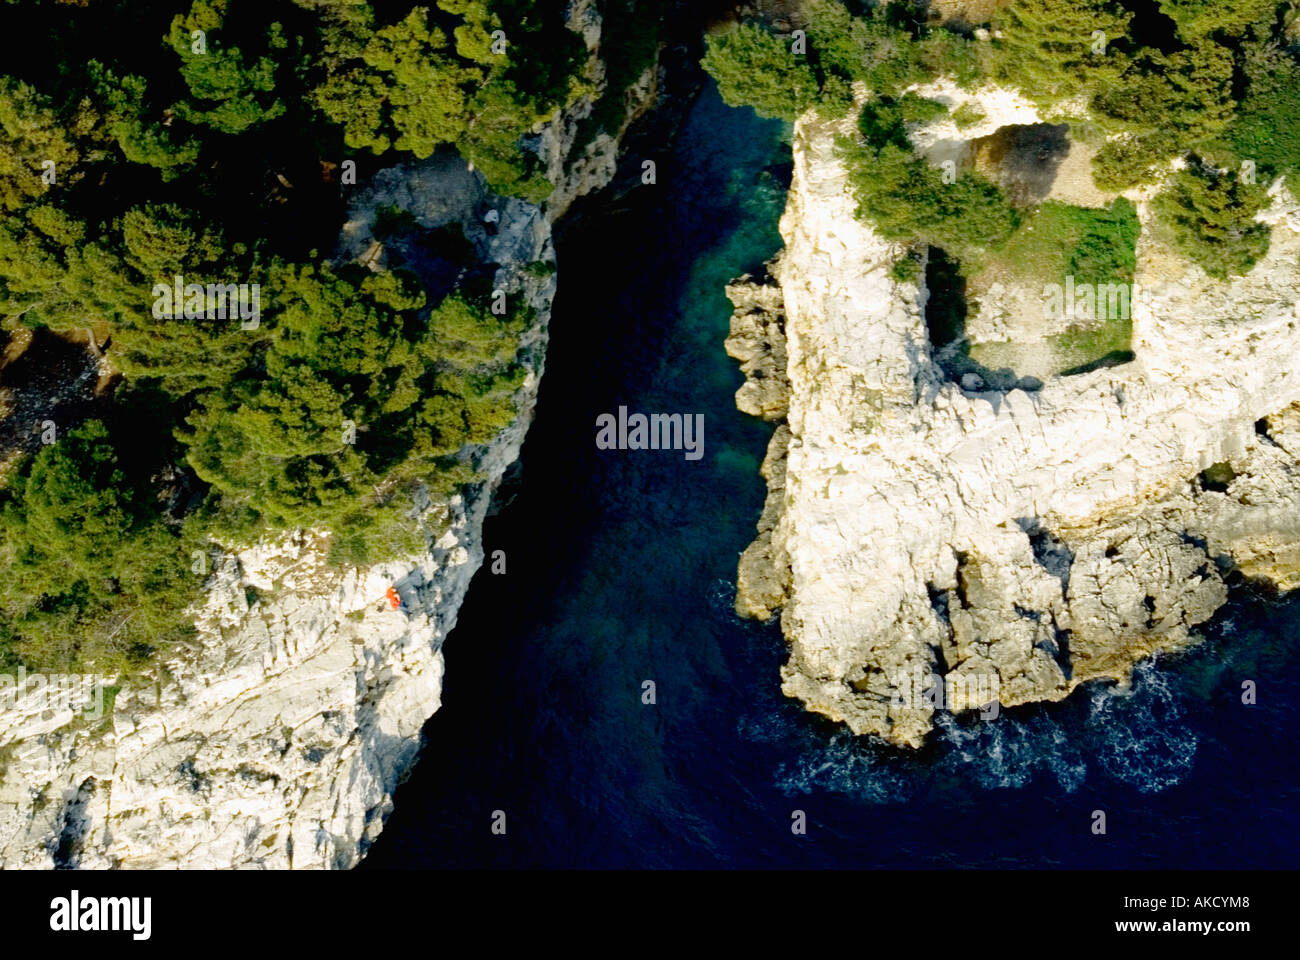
top-left (733, 97), bottom-right (1300, 748)
top-left (0, 3), bottom-right (659, 868)
top-left (726, 275), bottom-right (791, 621)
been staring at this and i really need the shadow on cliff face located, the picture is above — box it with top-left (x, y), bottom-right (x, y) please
top-left (924, 241), bottom-right (1137, 392)
top-left (924, 247), bottom-right (1042, 393)
top-left (970, 123), bottom-right (1071, 207)
top-left (51, 776), bottom-right (96, 869)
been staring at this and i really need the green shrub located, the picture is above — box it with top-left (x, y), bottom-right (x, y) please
top-left (1157, 0), bottom-right (1280, 39)
top-left (802, 0), bottom-right (928, 96)
top-left (1153, 162), bottom-right (1271, 279)
top-left (1224, 42), bottom-right (1300, 180)
top-left (891, 250), bottom-right (924, 283)
top-left (991, 0), bottom-right (1132, 113)
top-left (900, 94), bottom-right (949, 126)
top-left (1067, 198), bottom-right (1140, 284)
top-left (701, 22), bottom-right (819, 121)
top-left (1091, 132), bottom-right (1174, 191)
top-left (373, 205), bottom-right (420, 240)
top-left (918, 30), bottom-right (984, 90)
top-left (1091, 43), bottom-right (1235, 144)
top-left (840, 130), bottom-right (1018, 261)
top-left (0, 421), bottom-right (204, 672)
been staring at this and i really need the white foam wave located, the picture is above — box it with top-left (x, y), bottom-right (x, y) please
top-left (935, 711), bottom-right (1087, 793)
top-left (1086, 660), bottom-right (1198, 794)
top-left (774, 729), bottom-right (912, 802)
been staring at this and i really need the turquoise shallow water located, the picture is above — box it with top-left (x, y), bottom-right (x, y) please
top-left (361, 82), bottom-right (1300, 869)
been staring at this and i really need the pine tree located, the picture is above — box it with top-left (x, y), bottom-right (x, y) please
top-left (991, 0), bottom-right (1133, 113)
top-left (86, 63), bottom-right (201, 179)
top-left (0, 421), bottom-right (202, 671)
top-left (167, 0), bottom-right (287, 135)
top-left (1158, 0), bottom-right (1280, 39)
top-left (1153, 162), bottom-right (1271, 279)
top-left (702, 23), bottom-right (820, 121)
top-left (0, 76), bottom-right (85, 213)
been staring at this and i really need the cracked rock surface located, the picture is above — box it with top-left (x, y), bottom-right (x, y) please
top-left (733, 93), bottom-right (1300, 747)
top-left (0, 2), bottom-right (656, 868)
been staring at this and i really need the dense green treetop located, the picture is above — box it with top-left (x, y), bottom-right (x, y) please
top-left (0, 418), bottom-right (204, 672)
top-left (1157, 0), bottom-right (1281, 39)
top-left (702, 22), bottom-right (820, 121)
top-left (991, 0), bottom-right (1133, 111)
top-left (702, 0), bottom-right (1300, 282)
top-left (0, 0), bottom-right (584, 673)
top-left (1153, 160), bottom-right (1272, 280)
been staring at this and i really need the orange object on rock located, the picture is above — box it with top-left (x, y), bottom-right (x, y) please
top-left (385, 586), bottom-right (401, 610)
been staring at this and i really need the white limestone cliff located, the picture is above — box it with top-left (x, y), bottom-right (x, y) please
top-left (734, 92), bottom-right (1300, 747)
top-left (0, 4), bottom-right (659, 869)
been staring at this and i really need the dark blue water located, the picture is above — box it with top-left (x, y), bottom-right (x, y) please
top-left (362, 83), bottom-right (1300, 869)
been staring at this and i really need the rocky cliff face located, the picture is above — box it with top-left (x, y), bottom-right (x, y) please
top-left (734, 92), bottom-right (1300, 747)
top-left (0, 4), bottom-right (659, 869)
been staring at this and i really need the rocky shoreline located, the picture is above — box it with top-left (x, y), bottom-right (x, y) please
top-left (731, 90), bottom-right (1300, 747)
top-left (0, 2), bottom-right (659, 869)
